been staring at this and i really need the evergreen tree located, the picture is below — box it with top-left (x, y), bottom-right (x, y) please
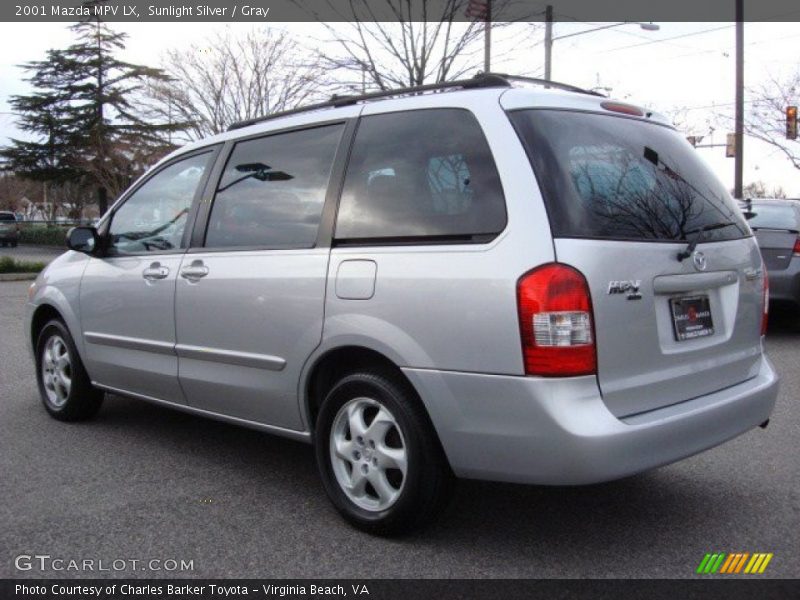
top-left (1, 49), bottom-right (81, 185)
top-left (1, 6), bottom-right (179, 214)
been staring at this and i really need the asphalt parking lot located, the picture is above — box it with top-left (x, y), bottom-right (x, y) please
top-left (1, 279), bottom-right (798, 579)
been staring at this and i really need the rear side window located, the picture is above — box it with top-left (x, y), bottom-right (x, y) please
top-left (509, 110), bottom-right (749, 243)
top-left (0, 213), bottom-right (15, 221)
top-left (206, 123), bottom-right (344, 249)
top-left (749, 203), bottom-right (799, 231)
top-left (335, 109), bottom-right (506, 242)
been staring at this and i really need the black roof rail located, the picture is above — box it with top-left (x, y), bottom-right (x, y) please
top-left (226, 72), bottom-right (599, 131)
top-left (484, 72), bottom-right (605, 97)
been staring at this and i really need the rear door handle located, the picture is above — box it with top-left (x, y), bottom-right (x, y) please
top-left (180, 260), bottom-right (209, 282)
top-left (142, 262), bottom-right (169, 281)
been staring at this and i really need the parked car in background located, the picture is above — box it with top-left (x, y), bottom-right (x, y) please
top-left (25, 74), bottom-right (779, 535)
top-left (0, 211), bottom-right (19, 247)
top-left (747, 198), bottom-right (800, 309)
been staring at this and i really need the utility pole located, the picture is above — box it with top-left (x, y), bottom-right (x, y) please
top-left (544, 5), bottom-right (553, 81)
top-left (484, 0), bottom-right (492, 73)
top-left (734, 0), bottom-right (744, 199)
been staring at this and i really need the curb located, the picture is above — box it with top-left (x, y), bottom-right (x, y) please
top-left (0, 272), bottom-right (39, 282)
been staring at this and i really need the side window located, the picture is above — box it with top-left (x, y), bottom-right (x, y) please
top-left (335, 109), bottom-right (506, 241)
top-left (205, 123), bottom-right (344, 249)
top-left (108, 152), bottom-right (211, 255)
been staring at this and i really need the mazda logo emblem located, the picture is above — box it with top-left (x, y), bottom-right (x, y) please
top-left (692, 251), bottom-right (708, 271)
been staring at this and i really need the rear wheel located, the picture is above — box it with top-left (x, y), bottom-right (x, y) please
top-left (10, 241), bottom-right (17, 247)
top-left (35, 319), bottom-right (103, 421)
top-left (315, 369), bottom-right (453, 536)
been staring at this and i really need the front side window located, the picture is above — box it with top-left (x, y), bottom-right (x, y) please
top-left (205, 123), bottom-right (344, 249)
top-left (335, 109), bottom-right (507, 241)
top-left (108, 152), bottom-right (211, 255)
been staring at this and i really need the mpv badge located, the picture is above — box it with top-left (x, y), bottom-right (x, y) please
top-left (607, 280), bottom-right (642, 300)
top-left (692, 251), bottom-right (708, 272)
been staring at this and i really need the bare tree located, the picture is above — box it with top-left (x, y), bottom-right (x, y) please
top-left (146, 28), bottom-right (328, 140)
top-left (746, 70), bottom-right (800, 170)
top-left (0, 173), bottom-right (42, 213)
top-left (314, 0), bottom-right (523, 91)
top-left (741, 181), bottom-right (788, 199)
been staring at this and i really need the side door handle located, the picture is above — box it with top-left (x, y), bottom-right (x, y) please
top-left (180, 260), bottom-right (209, 282)
top-left (142, 262), bottom-right (169, 281)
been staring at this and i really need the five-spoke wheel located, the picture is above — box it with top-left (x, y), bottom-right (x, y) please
top-left (36, 319), bottom-right (103, 421)
top-left (315, 369), bottom-right (453, 536)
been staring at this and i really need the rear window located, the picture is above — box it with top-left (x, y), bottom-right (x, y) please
top-left (335, 108), bottom-right (506, 242)
top-left (0, 213), bottom-right (15, 221)
top-left (748, 203), bottom-right (798, 231)
top-left (509, 110), bottom-right (749, 243)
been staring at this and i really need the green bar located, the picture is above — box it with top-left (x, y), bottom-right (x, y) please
top-left (704, 554), bottom-right (719, 573)
top-left (710, 553), bottom-right (727, 573)
top-left (697, 554), bottom-right (712, 574)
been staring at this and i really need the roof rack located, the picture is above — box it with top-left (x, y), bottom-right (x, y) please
top-left (486, 72), bottom-right (605, 97)
top-left (227, 72), bottom-right (601, 131)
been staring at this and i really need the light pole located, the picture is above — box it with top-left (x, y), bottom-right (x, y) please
top-left (543, 9), bottom-right (660, 81)
top-left (733, 0), bottom-right (744, 199)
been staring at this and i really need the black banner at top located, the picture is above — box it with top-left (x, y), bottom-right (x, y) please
top-left (3, 0), bottom-right (800, 23)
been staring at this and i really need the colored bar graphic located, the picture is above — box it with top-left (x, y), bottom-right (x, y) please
top-left (710, 554), bottom-right (726, 573)
top-left (734, 553), bottom-right (749, 573)
top-left (758, 554), bottom-right (773, 573)
top-left (697, 552), bottom-right (772, 575)
top-left (696, 554), bottom-right (712, 574)
top-left (719, 554), bottom-right (736, 574)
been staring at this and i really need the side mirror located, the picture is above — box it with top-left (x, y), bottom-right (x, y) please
top-left (66, 226), bottom-right (99, 254)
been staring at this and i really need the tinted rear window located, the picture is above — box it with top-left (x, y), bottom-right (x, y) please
top-left (509, 110), bottom-right (749, 243)
top-left (748, 203), bottom-right (798, 231)
top-left (335, 108), bottom-right (506, 242)
top-left (0, 213), bottom-right (15, 221)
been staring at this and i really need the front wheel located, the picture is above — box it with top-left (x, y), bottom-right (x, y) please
top-left (35, 319), bottom-right (104, 421)
top-left (315, 369), bottom-right (453, 536)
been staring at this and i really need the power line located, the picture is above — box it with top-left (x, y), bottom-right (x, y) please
top-left (603, 24), bottom-right (735, 53)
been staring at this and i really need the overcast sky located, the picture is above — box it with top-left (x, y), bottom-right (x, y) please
top-left (0, 20), bottom-right (798, 196)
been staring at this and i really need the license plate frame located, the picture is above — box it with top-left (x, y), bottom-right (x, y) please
top-left (669, 295), bottom-right (714, 341)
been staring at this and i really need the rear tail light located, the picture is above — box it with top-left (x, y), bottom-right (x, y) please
top-left (793, 237), bottom-right (800, 256)
top-left (761, 268), bottom-right (769, 336)
top-left (517, 263), bottom-right (596, 377)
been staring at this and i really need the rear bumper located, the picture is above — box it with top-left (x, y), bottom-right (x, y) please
top-left (0, 231), bottom-right (18, 241)
top-left (403, 354), bottom-right (779, 485)
top-left (768, 259), bottom-right (800, 306)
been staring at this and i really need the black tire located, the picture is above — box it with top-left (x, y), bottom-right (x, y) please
top-left (11, 241), bottom-right (17, 247)
top-left (1, 241), bottom-right (6, 247)
top-left (35, 319), bottom-right (103, 421)
top-left (314, 369), bottom-right (454, 536)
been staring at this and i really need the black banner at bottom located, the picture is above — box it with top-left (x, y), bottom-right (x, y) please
top-left (2, 579), bottom-right (798, 600)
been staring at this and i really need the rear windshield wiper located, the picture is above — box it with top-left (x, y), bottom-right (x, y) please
top-left (750, 226), bottom-right (800, 234)
top-left (676, 222), bottom-right (737, 262)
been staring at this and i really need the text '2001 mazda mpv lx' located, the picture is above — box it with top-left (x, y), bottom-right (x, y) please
top-left (26, 74), bottom-right (778, 535)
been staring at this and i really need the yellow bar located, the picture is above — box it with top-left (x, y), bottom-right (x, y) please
top-left (734, 553), bottom-right (749, 573)
top-left (745, 554), bottom-right (761, 574)
top-left (751, 554), bottom-right (767, 574)
top-left (758, 554), bottom-right (774, 573)
top-left (720, 554), bottom-right (736, 574)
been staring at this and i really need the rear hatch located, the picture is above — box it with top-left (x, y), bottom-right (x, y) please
top-left (510, 108), bottom-right (765, 418)
top-left (748, 202), bottom-right (799, 271)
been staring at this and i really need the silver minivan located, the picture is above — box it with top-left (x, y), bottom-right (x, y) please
top-left (25, 74), bottom-right (779, 535)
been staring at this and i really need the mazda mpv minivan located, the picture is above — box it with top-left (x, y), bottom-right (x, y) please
top-left (26, 74), bottom-right (779, 535)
